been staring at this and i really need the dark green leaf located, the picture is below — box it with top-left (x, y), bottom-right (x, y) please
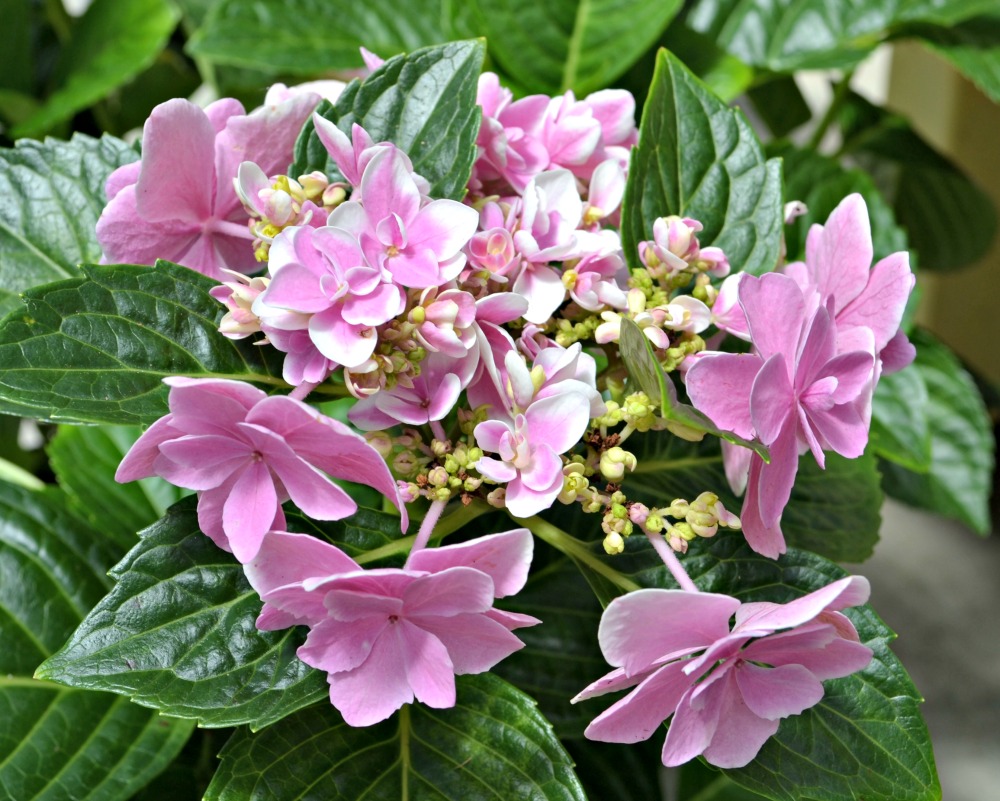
top-left (880, 329), bottom-right (994, 534)
top-left (745, 76), bottom-right (812, 138)
top-left (11, 0), bottom-right (179, 138)
top-left (0, 261), bottom-right (288, 425)
top-left (621, 50), bottom-right (783, 276)
top-left (188, 0), bottom-right (454, 73)
top-left (0, 0), bottom-right (34, 95)
top-left (492, 559), bottom-right (607, 738)
top-left (629, 432), bottom-right (883, 563)
top-left (0, 133), bottom-right (137, 317)
top-left (205, 674), bottom-right (587, 801)
top-left (284, 503), bottom-right (410, 564)
top-left (48, 424), bottom-right (189, 552)
top-left (470, 0), bottom-right (682, 95)
top-left (776, 144), bottom-right (908, 263)
top-left (869, 366), bottom-right (932, 471)
top-left (656, 20), bottom-right (755, 102)
top-left (839, 94), bottom-right (997, 271)
top-left (36, 497), bottom-right (329, 729)
top-left (687, 0), bottom-right (997, 72)
top-left (918, 14), bottom-right (1000, 103)
top-left (293, 40), bottom-right (484, 200)
top-left (567, 738), bottom-right (666, 801)
top-left (0, 481), bottom-right (193, 801)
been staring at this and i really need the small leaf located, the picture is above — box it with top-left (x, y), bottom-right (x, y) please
top-left (48, 424), bottom-right (189, 552)
top-left (621, 49), bottom-right (783, 276)
top-left (0, 261), bottom-right (288, 425)
top-left (37, 498), bottom-right (329, 729)
top-left (0, 481), bottom-right (193, 801)
top-left (205, 674), bottom-right (587, 801)
top-left (292, 40), bottom-right (484, 200)
top-left (470, 0), bottom-right (683, 95)
top-left (880, 329), bottom-right (994, 535)
top-left (618, 317), bottom-right (769, 458)
top-left (188, 0), bottom-right (455, 73)
top-left (11, 0), bottom-right (179, 138)
top-left (0, 133), bottom-right (137, 317)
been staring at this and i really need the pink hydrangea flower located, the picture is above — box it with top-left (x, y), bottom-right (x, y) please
top-left (97, 95), bottom-right (318, 279)
top-left (115, 378), bottom-right (406, 562)
top-left (245, 528), bottom-right (539, 726)
top-left (575, 577), bottom-right (873, 768)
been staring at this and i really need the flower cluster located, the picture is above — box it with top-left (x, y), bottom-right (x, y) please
top-left (107, 58), bottom-right (911, 770)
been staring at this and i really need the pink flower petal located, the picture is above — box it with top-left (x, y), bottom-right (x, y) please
top-left (738, 273), bottom-right (806, 367)
top-left (115, 415), bottom-right (180, 482)
top-left (661, 684), bottom-right (725, 767)
top-left (584, 661), bottom-right (693, 744)
top-left (734, 576), bottom-right (870, 633)
top-left (326, 629), bottom-right (414, 726)
top-left (155, 434), bottom-right (249, 490)
top-left (697, 670), bottom-right (780, 768)
top-left (735, 661), bottom-right (824, 720)
top-left (504, 472), bottom-right (562, 518)
top-left (406, 529), bottom-right (533, 598)
top-left (222, 460), bottom-right (278, 562)
top-left (749, 353), bottom-right (794, 445)
top-left (297, 615), bottom-right (387, 673)
top-left (245, 530), bottom-right (360, 604)
top-left (411, 611), bottom-right (526, 674)
top-left (804, 193), bottom-right (874, 316)
top-left (685, 353), bottom-right (762, 439)
top-left (525, 393), bottom-right (591, 455)
top-left (403, 567), bottom-right (495, 618)
top-left (399, 621), bottom-right (456, 709)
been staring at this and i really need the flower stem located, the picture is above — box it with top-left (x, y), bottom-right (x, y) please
top-left (807, 70), bottom-right (855, 152)
top-left (289, 380), bottom-right (320, 401)
top-left (430, 420), bottom-right (448, 442)
top-left (522, 515), bottom-right (641, 593)
top-left (404, 498), bottom-right (448, 567)
top-left (645, 529), bottom-right (699, 593)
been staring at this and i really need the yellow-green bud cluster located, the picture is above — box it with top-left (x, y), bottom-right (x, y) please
top-left (554, 315), bottom-right (601, 347)
top-left (599, 446), bottom-right (637, 482)
top-left (621, 391), bottom-right (660, 432)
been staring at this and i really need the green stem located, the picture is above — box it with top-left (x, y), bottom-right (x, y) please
top-left (807, 70), bottom-right (855, 153)
top-left (354, 500), bottom-right (492, 566)
top-left (522, 515), bottom-right (641, 593)
top-left (632, 455), bottom-right (721, 474)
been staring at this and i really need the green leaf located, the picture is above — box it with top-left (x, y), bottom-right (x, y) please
top-left (492, 559), bottom-right (607, 738)
top-left (11, 0), bottom-right (179, 138)
top-left (0, 261), bottom-right (288, 425)
top-left (0, 481), bottom-right (193, 801)
top-left (188, 0), bottom-right (454, 73)
top-left (48, 424), bottom-right (189, 552)
top-left (36, 497), bottom-right (329, 729)
top-left (617, 317), bottom-right (769, 459)
top-left (0, 0), bottom-right (34, 96)
top-left (657, 20), bottom-right (755, 102)
top-left (869, 366), bottom-right (932, 471)
top-left (839, 93), bottom-right (997, 271)
top-left (566, 739), bottom-right (666, 801)
top-left (205, 674), bottom-right (586, 801)
top-left (687, 0), bottom-right (997, 72)
top-left (629, 432), bottom-right (883, 563)
top-left (745, 76), bottom-right (812, 139)
top-left (0, 133), bottom-right (137, 318)
top-left (470, 0), bottom-right (683, 95)
top-left (918, 14), bottom-right (1000, 103)
top-left (293, 40), bottom-right (484, 200)
top-left (880, 329), bottom-right (994, 534)
top-left (775, 144), bottom-right (908, 263)
top-left (620, 49), bottom-right (783, 276)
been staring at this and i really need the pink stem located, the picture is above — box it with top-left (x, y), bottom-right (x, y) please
top-left (645, 529), bottom-right (699, 593)
top-left (204, 218), bottom-right (255, 240)
top-left (289, 380), bottom-right (320, 401)
top-left (404, 499), bottom-right (448, 568)
top-left (430, 420), bottom-right (448, 442)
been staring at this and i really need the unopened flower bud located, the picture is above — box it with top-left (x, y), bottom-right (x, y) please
top-left (629, 503), bottom-right (650, 526)
top-left (603, 531), bottom-right (625, 555)
top-left (365, 431), bottom-right (393, 458)
top-left (600, 446), bottom-right (637, 482)
top-left (427, 466), bottom-right (449, 487)
top-left (486, 487), bottom-right (506, 508)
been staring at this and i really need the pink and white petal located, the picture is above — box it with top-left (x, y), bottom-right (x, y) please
top-left (403, 567), bottom-right (495, 618)
top-left (518, 443), bottom-right (563, 492)
top-left (738, 273), bottom-right (806, 366)
top-left (474, 455), bottom-right (519, 484)
top-left (597, 589), bottom-right (739, 675)
top-left (412, 611), bottom-right (526, 674)
top-left (685, 353), bottom-right (761, 439)
top-left (260, 263), bottom-right (332, 314)
top-left (804, 194), bottom-right (874, 314)
top-left (222, 461), bottom-right (278, 562)
top-left (504, 472), bottom-right (562, 518)
top-left (297, 615), bottom-right (387, 674)
top-left (342, 283), bottom-right (405, 326)
top-left (735, 662), bottom-right (824, 720)
top-left (313, 115), bottom-right (360, 185)
top-left (474, 420), bottom-right (514, 454)
top-left (513, 263), bottom-right (569, 325)
top-left (115, 415), bottom-right (181, 482)
top-left (409, 200), bottom-right (480, 259)
top-left (309, 309), bottom-right (378, 367)
top-left (326, 631), bottom-right (414, 726)
top-left (749, 354), bottom-right (795, 445)
top-left (584, 661), bottom-right (695, 744)
top-left (525, 393), bottom-right (592, 455)
top-left (385, 247), bottom-right (444, 288)
top-left (245, 530), bottom-right (360, 599)
top-left (359, 147), bottom-right (420, 226)
top-left (407, 528), bottom-right (533, 598)
top-left (838, 252), bottom-right (913, 351)
top-left (399, 621), bottom-right (456, 709)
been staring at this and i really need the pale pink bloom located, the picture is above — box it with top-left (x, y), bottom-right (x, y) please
top-left (97, 95), bottom-right (318, 279)
top-left (210, 271), bottom-right (268, 339)
top-left (686, 273), bottom-right (876, 557)
top-left (329, 146), bottom-right (478, 288)
top-left (245, 528), bottom-right (539, 726)
top-left (575, 577), bottom-right (872, 769)
top-left (115, 378), bottom-right (406, 562)
top-left (583, 159), bottom-right (626, 229)
top-left (312, 117), bottom-right (382, 190)
top-left (264, 80), bottom-right (347, 105)
top-left (264, 328), bottom-right (337, 387)
top-left (411, 287), bottom-right (478, 357)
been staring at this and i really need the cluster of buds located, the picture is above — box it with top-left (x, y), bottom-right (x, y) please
top-left (594, 287), bottom-right (711, 351)
top-left (209, 271), bottom-right (269, 339)
top-left (394, 436), bottom-right (487, 505)
top-left (630, 492), bottom-right (741, 553)
top-left (638, 216), bottom-right (730, 285)
top-left (601, 490), bottom-right (632, 554)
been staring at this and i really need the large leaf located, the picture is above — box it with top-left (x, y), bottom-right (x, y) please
top-left (869, 366), bottom-right (932, 472)
top-left (292, 40), bottom-right (484, 200)
top-left (620, 49), bottom-right (783, 276)
top-left (36, 498), bottom-right (329, 729)
top-left (470, 0), bottom-right (682, 95)
top-left (880, 329), bottom-right (994, 534)
top-left (205, 674), bottom-right (586, 801)
top-left (0, 261), bottom-right (287, 425)
top-left (0, 481), bottom-right (193, 801)
top-left (917, 14), bottom-right (1000, 103)
top-left (629, 432), bottom-right (883, 563)
top-left (0, 133), bottom-right (137, 317)
top-left (48, 424), bottom-right (189, 552)
top-left (687, 0), bottom-right (997, 72)
top-left (11, 0), bottom-right (178, 138)
top-left (188, 0), bottom-right (453, 73)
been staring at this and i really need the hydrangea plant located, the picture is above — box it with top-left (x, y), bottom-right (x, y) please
top-left (0, 2), bottom-right (996, 800)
